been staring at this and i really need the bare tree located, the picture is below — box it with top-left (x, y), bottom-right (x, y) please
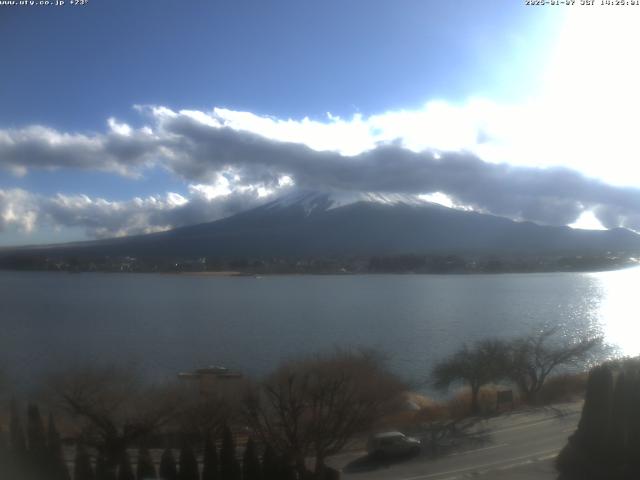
top-left (506, 327), bottom-right (601, 403)
top-left (47, 365), bottom-right (181, 475)
top-left (244, 349), bottom-right (405, 479)
top-left (432, 339), bottom-right (509, 415)
top-left (174, 378), bottom-right (245, 441)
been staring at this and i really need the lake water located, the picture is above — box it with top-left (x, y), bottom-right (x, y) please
top-left (1, 268), bottom-right (639, 385)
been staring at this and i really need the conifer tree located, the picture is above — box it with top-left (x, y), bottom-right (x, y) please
top-left (0, 424), bottom-right (7, 461)
top-left (74, 444), bottom-right (96, 480)
top-left (27, 403), bottom-right (48, 470)
top-left (628, 370), bottom-right (640, 474)
top-left (159, 448), bottom-right (178, 480)
top-left (136, 446), bottom-right (157, 480)
top-left (220, 425), bottom-right (240, 480)
top-left (242, 438), bottom-right (260, 480)
top-left (178, 444), bottom-right (199, 480)
top-left (47, 413), bottom-right (71, 480)
top-left (609, 370), bottom-right (633, 466)
top-left (0, 424), bottom-right (14, 477)
top-left (201, 433), bottom-right (219, 480)
top-left (96, 452), bottom-right (117, 480)
top-left (278, 455), bottom-right (296, 480)
top-left (260, 445), bottom-right (278, 480)
top-left (118, 450), bottom-right (136, 480)
top-left (10, 399), bottom-right (26, 456)
top-left (577, 364), bottom-right (614, 456)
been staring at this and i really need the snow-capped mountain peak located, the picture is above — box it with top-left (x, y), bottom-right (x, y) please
top-left (263, 189), bottom-right (436, 216)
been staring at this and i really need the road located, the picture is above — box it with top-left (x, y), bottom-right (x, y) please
top-left (328, 402), bottom-right (582, 480)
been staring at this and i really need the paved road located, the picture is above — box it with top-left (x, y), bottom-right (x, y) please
top-left (329, 402), bottom-right (582, 480)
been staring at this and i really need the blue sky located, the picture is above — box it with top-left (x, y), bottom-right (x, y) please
top-left (1, 1), bottom-right (639, 245)
top-left (1, 0), bottom-right (559, 129)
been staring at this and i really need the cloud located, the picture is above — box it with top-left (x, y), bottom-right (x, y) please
top-left (0, 121), bottom-right (159, 177)
top-left (0, 186), bottom-right (273, 240)
top-left (2, 103), bottom-right (640, 237)
top-left (0, 189), bottom-right (39, 233)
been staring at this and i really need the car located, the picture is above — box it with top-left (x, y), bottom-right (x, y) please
top-left (366, 431), bottom-right (421, 458)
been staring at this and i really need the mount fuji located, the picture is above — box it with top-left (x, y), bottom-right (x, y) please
top-left (4, 189), bottom-right (640, 263)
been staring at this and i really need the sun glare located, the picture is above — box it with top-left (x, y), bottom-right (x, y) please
top-left (534, 6), bottom-right (640, 185)
top-left (594, 266), bottom-right (640, 357)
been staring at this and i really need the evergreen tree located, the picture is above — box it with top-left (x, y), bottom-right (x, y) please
top-left (0, 424), bottom-right (14, 478)
top-left (577, 364), bottom-right (614, 457)
top-left (178, 444), bottom-right (199, 480)
top-left (628, 370), bottom-right (640, 474)
top-left (96, 452), bottom-right (117, 480)
top-left (136, 447), bottom-right (157, 480)
top-left (159, 448), bottom-right (178, 480)
top-left (10, 399), bottom-right (26, 456)
top-left (260, 445), bottom-right (278, 480)
top-left (118, 450), bottom-right (136, 480)
top-left (609, 370), bottom-right (633, 466)
top-left (242, 438), bottom-right (260, 480)
top-left (557, 364), bottom-right (615, 479)
top-left (47, 413), bottom-right (71, 480)
top-left (278, 455), bottom-right (296, 480)
top-left (0, 424), bottom-right (7, 461)
top-left (27, 403), bottom-right (48, 470)
top-left (74, 444), bottom-right (96, 480)
top-left (220, 425), bottom-right (240, 480)
top-left (201, 433), bottom-right (219, 480)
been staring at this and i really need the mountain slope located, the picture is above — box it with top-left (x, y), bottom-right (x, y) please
top-left (4, 191), bottom-right (640, 259)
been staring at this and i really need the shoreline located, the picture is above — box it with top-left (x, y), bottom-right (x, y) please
top-left (0, 265), bottom-right (638, 276)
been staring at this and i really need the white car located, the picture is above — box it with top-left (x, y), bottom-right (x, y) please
top-left (367, 431), bottom-right (421, 458)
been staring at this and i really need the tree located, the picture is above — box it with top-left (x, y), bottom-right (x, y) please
top-left (506, 328), bottom-right (601, 403)
top-left (175, 382), bottom-right (242, 441)
top-left (432, 339), bottom-right (509, 415)
top-left (220, 425), bottom-right (241, 480)
top-left (555, 361), bottom-right (637, 478)
top-left (117, 450), bottom-right (135, 480)
top-left (48, 413), bottom-right (71, 480)
top-left (201, 434), bottom-right (219, 480)
top-left (74, 444), bottom-right (95, 480)
top-left (260, 445), bottom-right (279, 480)
top-left (136, 447), bottom-right (157, 480)
top-left (96, 452), bottom-right (116, 480)
top-left (27, 403), bottom-right (48, 471)
top-left (159, 448), bottom-right (178, 480)
top-left (178, 444), bottom-right (199, 480)
top-left (245, 349), bottom-right (405, 478)
top-left (0, 424), bottom-right (8, 475)
top-left (242, 437), bottom-right (260, 480)
top-left (48, 365), bottom-right (181, 475)
top-left (10, 399), bottom-right (26, 457)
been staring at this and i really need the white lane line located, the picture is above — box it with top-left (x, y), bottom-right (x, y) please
top-left (487, 412), bottom-right (580, 433)
top-left (479, 452), bottom-right (558, 474)
top-left (399, 448), bottom-right (560, 480)
top-left (490, 415), bottom-right (577, 434)
top-left (447, 443), bottom-right (508, 457)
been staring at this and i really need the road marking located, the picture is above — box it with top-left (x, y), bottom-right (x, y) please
top-left (399, 448), bottom-right (560, 480)
top-left (480, 452), bottom-right (558, 474)
top-left (447, 443), bottom-right (508, 457)
top-left (489, 413), bottom-right (578, 434)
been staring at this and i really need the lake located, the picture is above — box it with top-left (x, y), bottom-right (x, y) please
top-left (0, 268), bottom-right (638, 385)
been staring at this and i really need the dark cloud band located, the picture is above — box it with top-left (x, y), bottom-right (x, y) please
top-left (1, 107), bottom-right (640, 236)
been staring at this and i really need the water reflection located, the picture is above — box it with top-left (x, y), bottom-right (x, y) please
top-left (0, 270), bottom-right (638, 384)
top-left (591, 266), bottom-right (640, 357)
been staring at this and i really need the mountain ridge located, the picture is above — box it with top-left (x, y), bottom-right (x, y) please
top-left (2, 190), bottom-right (640, 262)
